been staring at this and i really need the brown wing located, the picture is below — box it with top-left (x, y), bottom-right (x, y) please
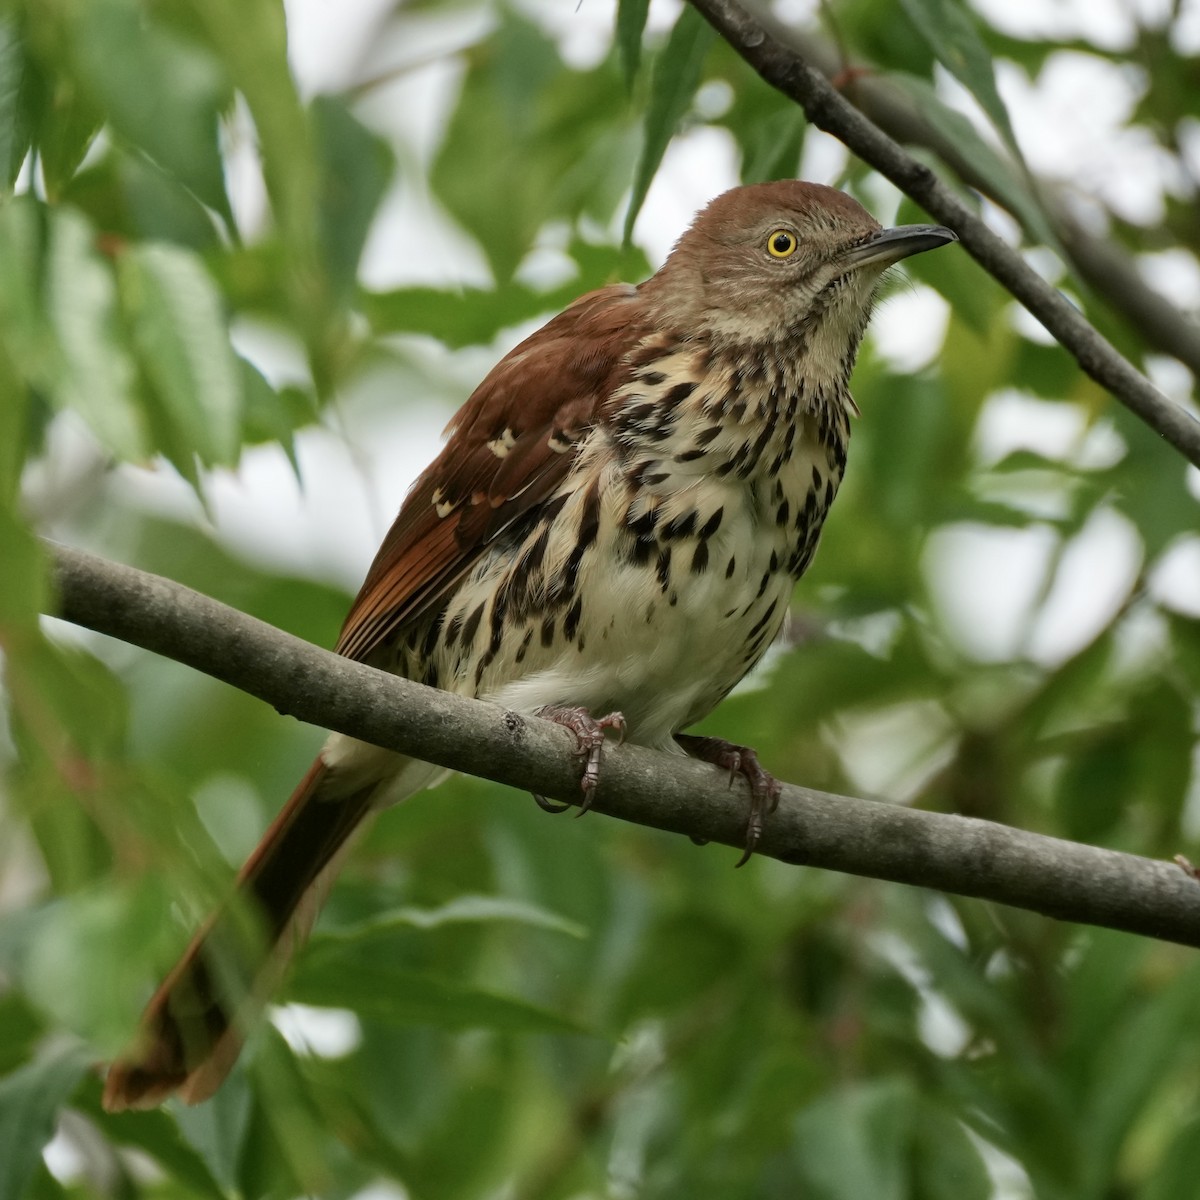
top-left (335, 283), bottom-right (651, 663)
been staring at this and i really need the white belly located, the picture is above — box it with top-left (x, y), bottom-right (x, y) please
top-left (481, 478), bottom-right (796, 750)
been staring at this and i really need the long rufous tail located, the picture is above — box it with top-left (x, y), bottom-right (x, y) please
top-left (102, 758), bottom-right (377, 1111)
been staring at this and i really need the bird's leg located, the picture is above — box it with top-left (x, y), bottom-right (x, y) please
top-left (675, 734), bottom-right (782, 867)
top-left (533, 705), bottom-right (627, 815)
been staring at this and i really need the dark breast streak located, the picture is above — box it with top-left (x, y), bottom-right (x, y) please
top-left (383, 334), bottom-right (853, 743)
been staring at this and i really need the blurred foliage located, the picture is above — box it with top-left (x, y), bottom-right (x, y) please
top-left (0, 0), bottom-right (1198, 1197)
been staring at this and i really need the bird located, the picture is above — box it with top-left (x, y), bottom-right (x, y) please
top-left (101, 179), bottom-right (956, 1111)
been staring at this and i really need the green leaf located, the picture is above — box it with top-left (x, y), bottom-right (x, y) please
top-left (0, 195), bottom-right (53, 382)
top-left (723, 75), bottom-right (807, 185)
top-left (0, 16), bottom-right (31, 189)
top-left (173, 1072), bottom-right (253, 1194)
top-left (117, 240), bottom-right (242, 467)
top-left (1109, 411), bottom-right (1198, 559)
top-left (0, 1043), bottom-right (90, 1200)
top-left (319, 894), bottom-right (587, 940)
top-left (290, 948), bottom-right (588, 1036)
top-left (0, 495), bottom-right (43, 632)
top-left (20, 882), bottom-right (188, 1054)
top-left (20, 56), bottom-right (103, 201)
top-left (0, 994), bottom-right (42, 1077)
top-left (0, 356), bottom-right (27, 504)
top-left (1079, 962), bottom-right (1200, 1195)
top-left (615, 0), bottom-right (651, 90)
top-left (238, 356), bottom-right (305, 468)
top-left (1054, 728), bottom-right (1132, 843)
top-left (72, 0), bottom-right (232, 219)
top-left (242, 1030), bottom-right (336, 1196)
top-left (363, 281), bottom-right (555, 347)
top-left (623, 6), bottom-right (714, 243)
top-left (896, 0), bottom-right (1019, 153)
top-left (312, 95), bottom-right (393, 302)
top-left (44, 206), bottom-right (145, 458)
top-left (362, 239), bottom-right (650, 347)
top-left (1144, 1113), bottom-right (1200, 1200)
top-left (433, 14), bottom-right (633, 283)
top-left (913, 1100), bottom-right (992, 1200)
top-left (791, 1079), bottom-right (913, 1200)
top-left (64, 150), bottom-right (221, 251)
top-left (71, 1076), bottom-right (228, 1200)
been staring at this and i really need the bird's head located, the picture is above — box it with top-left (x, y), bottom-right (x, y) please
top-left (644, 180), bottom-right (956, 369)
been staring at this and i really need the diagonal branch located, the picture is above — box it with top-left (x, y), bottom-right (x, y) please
top-left (687, 0), bottom-right (1200, 468)
top-left (46, 540), bottom-right (1200, 949)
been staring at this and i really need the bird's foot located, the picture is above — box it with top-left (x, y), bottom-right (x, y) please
top-left (533, 705), bottom-right (626, 815)
top-left (675, 734), bottom-right (781, 867)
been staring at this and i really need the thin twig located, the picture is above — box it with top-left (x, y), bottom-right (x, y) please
top-left (45, 540), bottom-right (1200, 950)
top-left (687, 0), bottom-right (1200, 467)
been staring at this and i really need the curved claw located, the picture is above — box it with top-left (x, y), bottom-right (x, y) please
top-left (675, 734), bottom-right (781, 866)
top-left (533, 705), bottom-right (626, 815)
top-left (532, 793), bottom-right (573, 814)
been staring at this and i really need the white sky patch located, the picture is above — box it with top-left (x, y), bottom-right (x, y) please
top-left (994, 53), bottom-right (1182, 225)
top-left (270, 1003), bottom-right (363, 1059)
top-left (355, 41), bottom-right (472, 167)
top-left (222, 97), bottom-right (270, 242)
top-left (772, 0), bottom-right (822, 24)
top-left (870, 283), bottom-right (950, 373)
top-left (798, 127), bottom-right (849, 190)
top-left (108, 373), bottom-right (450, 590)
top-left (349, 1184), bottom-right (412, 1200)
top-left (1027, 506), bottom-right (1143, 666)
top-left (972, 390), bottom-right (1125, 469)
top-left (829, 700), bottom-right (957, 801)
top-left (1149, 535), bottom-right (1200, 617)
top-left (628, 125), bottom-right (741, 264)
top-left (923, 522), bottom-right (1060, 662)
top-left (970, 0), bottom-right (1173, 51)
top-left (359, 173), bottom-right (495, 291)
top-left (1143, 354), bottom-right (1198, 407)
top-left (521, 0), bottom-right (616, 70)
top-left (209, 406), bottom-right (447, 586)
top-left (1139, 248), bottom-right (1200, 312)
top-left (42, 1127), bottom-right (87, 1187)
top-left (283, 0), bottom-right (398, 98)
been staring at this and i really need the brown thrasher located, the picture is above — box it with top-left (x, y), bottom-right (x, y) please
top-left (102, 180), bottom-right (955, 1111)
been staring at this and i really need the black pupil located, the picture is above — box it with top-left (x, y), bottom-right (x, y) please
top-left (773, 233), bottom-right (792, 253)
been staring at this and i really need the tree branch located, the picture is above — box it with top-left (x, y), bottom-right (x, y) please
top-left (45, 540), bottom-right (1200, 949)
top-left (688, 0), bottom-right (1200, 467)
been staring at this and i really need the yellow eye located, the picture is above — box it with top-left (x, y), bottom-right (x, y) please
top-left (766, 229), bottom-right (798, 258)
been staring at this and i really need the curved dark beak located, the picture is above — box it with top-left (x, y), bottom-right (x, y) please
top-left (845, 224), bottom-right (958, 267)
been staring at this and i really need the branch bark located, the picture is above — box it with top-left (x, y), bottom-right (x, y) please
top-left (46, 540), bottom-right (1200, 949)
top-left (688, 0), bottom-right (1200, 467)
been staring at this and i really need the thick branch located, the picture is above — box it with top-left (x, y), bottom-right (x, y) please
top-left (688, 0), bottom-right (1200, 467)
top-left (45, 541), bottom-right (1200, 949)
